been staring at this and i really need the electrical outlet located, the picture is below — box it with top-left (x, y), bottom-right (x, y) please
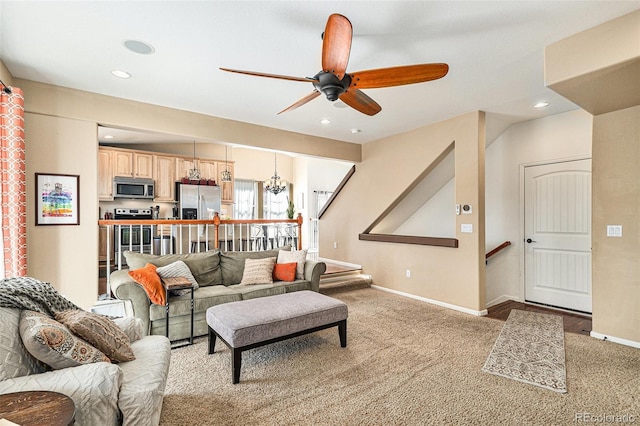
top-left (455, 204), bottom-right (460, 215)
top-left (406, 269), bottom-right (411, 278)
top-left (333, 242), bottom-right (338, 249)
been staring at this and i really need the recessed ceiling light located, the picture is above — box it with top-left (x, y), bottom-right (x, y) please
top-left (104, 135), bottom-right (114, 139)
top-left (319, 118), bottom-right (331, 125)
top-left (111, 69), bottom-right (131, 79)
top-left (123, 39), bottom-right (155, 55)
top-left (534, 101), bottom-right (550, 109)
top-left (350, 128), bottom-right (362, 134)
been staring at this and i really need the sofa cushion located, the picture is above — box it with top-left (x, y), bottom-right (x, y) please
top-left (128, 263), bottom-right (166, 305)
top-left (124, 250), bottom-right (222, 287)
top-left (19, 310), bottom-right (110, 369)
top-left (112, 316), bottom-right (144, 343)
top-left (276, 279), bottom-right (313, 293)
top-left (117, 335), bottom-right (171, 426)
top-left (149, 285), bottom-right (242, 321)
top-left (55, 310), bottom-right (135, 363)
top-left (277, 249), bottom-right (308, 279)
top-left (156, 260), bottom-right (200, 295)
top-left (0, 307), bottom-right (47, 380)
top-left (273, 262), bottom-right (297, 282)
top-left (228, 284), bottom-right (286, 300)
top-left (239, 257), bottom-right (276, 285)
top-left (220, 247), bottom-right (288, 286)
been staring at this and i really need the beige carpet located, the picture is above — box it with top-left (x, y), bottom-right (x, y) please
top-left (482, 309), bottom-right (567, 393)
top-left (160, 288), bottom-right (640, 425)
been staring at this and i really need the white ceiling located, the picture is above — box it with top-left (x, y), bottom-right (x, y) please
top-left (1, 1), bottom-right (639, 145)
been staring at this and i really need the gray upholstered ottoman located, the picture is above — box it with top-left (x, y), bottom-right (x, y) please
top-left (206, 290), bottom-right (348, 383)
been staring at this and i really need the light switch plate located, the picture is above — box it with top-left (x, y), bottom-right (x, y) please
top-left (606, 225), bottom-right (622, 237)
top-left (461, 224), bottom-right (473, 233)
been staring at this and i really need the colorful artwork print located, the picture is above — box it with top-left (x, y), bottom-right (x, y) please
top-left (41, 182), bottom-right (73, 217)
top-left (35, 173), bottom-right (80, 225)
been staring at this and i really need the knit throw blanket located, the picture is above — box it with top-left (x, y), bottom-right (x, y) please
top-left (0, 276), bottom-right (81, 316)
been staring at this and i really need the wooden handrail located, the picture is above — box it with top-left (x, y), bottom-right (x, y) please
top-left (98, 213), bottom-right (303, 251)
top-left (485, 241), bottom-right (511, 260)
top-left (318, 165), bottom-right (355, 219)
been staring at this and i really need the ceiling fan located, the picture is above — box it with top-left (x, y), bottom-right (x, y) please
top-left (220, 13), bottom-right (449, 116)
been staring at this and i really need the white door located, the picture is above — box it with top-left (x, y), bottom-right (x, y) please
top-left (524, 159), bottom-right (592, 313)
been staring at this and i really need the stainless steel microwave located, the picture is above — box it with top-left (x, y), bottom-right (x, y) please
top-left (113, 177), bottom-right (155, 199)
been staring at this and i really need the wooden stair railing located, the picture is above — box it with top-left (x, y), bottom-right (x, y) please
top-left (485, 241), bottom-right (511, 263)
top-left (318, 165), bottom-right (355, 219)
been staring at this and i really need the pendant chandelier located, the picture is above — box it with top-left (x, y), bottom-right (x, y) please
top-left (264, 153), bottom-right (287, 195)
top-left (220, 145), bottom-right (232, 183)
top-left (188, 140), bottom-right (201, 180)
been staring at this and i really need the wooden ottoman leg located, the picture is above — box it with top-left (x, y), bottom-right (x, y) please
top-left (232, 348), bottom-right (242, 384)
top-left (208, 326), bottom-right (217, 354)
top-left (338, 320), bottom-right (347, 347)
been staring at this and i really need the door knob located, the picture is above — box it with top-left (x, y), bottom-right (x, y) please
top-left (526, 238), bottom-right (536, 243)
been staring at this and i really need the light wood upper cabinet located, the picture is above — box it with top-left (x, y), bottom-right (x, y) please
top-left (176, 157), bottom-right (198, 180)
top-left (218, 161), bottom-right (234, 203)
top-left (154, 155), bottom-right (176, 202)
top-left (133, 152), bottom-right (153, 179)
top-left (112, 150), bottom-right (133, 177)
top-left (98, 148), bottom-right (114, 200)
top-left (199, 160), bottom-right (218, 181)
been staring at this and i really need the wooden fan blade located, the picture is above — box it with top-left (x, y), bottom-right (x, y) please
top-left (339, 89), bottom-right (382, 116)
top-left (349, 63), bottom-right (449, 89)
top-left (220, 68), bottom-right (317, 83)
top-left (278, 90), bottom-right (321, 114)
top-left (322, 14), bottom-right (352, 80)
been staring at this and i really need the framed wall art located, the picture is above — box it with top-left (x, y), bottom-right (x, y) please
top-left (35, 173), bottom-right (80, 225)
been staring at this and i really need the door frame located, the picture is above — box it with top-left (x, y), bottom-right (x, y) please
top-left (518, 155), bottom-right (592, 306)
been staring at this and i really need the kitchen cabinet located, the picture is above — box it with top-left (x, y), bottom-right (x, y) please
top-left (218, 162), bottom-right (234, 203)
top-left (113, 150), bottom-right (133, 177)
top-left (154, 155), bottom-right (176, 202)
top-left (98, 225), bottom-right (114, 262)
top-left (112, 149), bottom-right (153, 179)
top-left (133, 152), bottom-right (153, 179)
top-left (176, 157), bottom-right (198, 181)
top-left (98, 148), bottom-right (114, 200)
top-left (199, 160), bottom-right (218, 181)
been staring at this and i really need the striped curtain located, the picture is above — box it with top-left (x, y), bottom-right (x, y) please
top-left (0, 87), bottom-right (27, 278)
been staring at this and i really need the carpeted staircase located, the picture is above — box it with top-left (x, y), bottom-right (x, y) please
top-left (319, 264), bottom-right (372, 294)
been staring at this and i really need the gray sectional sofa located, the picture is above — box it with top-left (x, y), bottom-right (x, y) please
top-left (110, 247), bottom-right (326, 341)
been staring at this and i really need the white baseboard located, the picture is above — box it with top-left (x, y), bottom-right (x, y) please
top-left (590, 331), bottom-right (640, 349)
top-left (486, 294), bottom-right (520, 308)
top-left (371, 285), bottom-right (488, 316)
top-left (318, 258), bottom-right (362, 269)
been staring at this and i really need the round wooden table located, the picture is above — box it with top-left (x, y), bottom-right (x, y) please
top-left (0, 391), bottom-right (75, 425)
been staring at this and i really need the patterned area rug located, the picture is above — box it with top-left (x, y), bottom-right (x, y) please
top-left (482, 309), bottom-right (567, 393)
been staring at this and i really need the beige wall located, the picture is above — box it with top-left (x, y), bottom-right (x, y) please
top-left (320, 111), bottom-right (486, 312)
top-left (16, 78), bottom-right (361, 163)
top-left (25, 113), bottom-right (99, 308)
top-left (592, 105), bottom-right (640, 343)
top-left (546, 10), bottom-right (640, 345)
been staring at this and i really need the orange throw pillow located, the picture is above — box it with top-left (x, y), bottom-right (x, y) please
top-left (128, 263), bottom-right (166, 305)
top-left (273, 262), bottom-right (297, 282)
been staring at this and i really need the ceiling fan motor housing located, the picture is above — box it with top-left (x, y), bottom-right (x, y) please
top-left (313, 71), bottom-right (351, 101)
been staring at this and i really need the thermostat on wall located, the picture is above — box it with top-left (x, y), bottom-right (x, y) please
top-left (462, 204), bottom-right (472, 214)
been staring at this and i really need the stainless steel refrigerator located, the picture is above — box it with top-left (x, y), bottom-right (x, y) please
top-left (176, 183), bottom-right (221, 220)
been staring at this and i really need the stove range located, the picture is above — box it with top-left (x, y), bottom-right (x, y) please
top-left (113, 208), bottom-right (153, 220)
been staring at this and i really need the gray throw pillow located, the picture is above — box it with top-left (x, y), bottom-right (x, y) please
top-left (220, 247), bottom-right (289, 286)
